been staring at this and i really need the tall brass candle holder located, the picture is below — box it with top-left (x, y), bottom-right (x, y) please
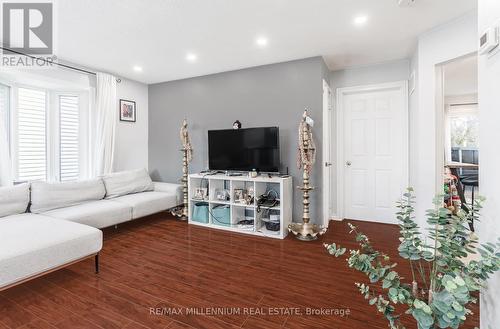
top-left (288, 110), bottom-right (327, 241)
top-left (171, 119), bottom-right (193, 220)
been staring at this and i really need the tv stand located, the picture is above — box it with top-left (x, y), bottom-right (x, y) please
top-left (226, 172), bottom-right (243, 177)
top-left (188, 173), bottom-right (292, 239)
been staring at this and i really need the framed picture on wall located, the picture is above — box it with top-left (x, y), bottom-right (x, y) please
top-left (119, 99), bottom-right (136, 122)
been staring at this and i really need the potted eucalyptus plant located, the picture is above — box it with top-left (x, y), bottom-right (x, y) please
top-left (325, 188), bottom-right (500, 329)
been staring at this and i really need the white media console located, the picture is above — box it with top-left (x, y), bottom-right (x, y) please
top-left (188, 173), bottom-right (292, 239)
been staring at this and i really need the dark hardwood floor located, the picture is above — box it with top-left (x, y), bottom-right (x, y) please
top-left (0, 214), bottom-right (479, 329)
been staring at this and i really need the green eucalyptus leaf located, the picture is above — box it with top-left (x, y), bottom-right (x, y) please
top-left (454, 276), bottom-right (465, 286)
top-left (326, 190), bottom-right (500, 329)
top-left (413, 299), bottom-right (423, 309)
top-left (385, 271), bottom-right (397, 280)
top-left (412, 308), bottom-right (434, 329)
top-left (422, 304), bottom-right (432, 315)
top-left (432, 300), bottom-right (449, 313)
top-left (445, 280), bottom-right (458, 292)
top-left (451, 301), bottom-right (463, 312)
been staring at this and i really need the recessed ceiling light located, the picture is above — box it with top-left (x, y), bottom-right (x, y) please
top-left (133, 65), bottom-right (143, 72)
top-left (353, 15), bottom-right (368, 26)
top-left (186, 53), bottom-right (198, 62)
top-left (256, 37), bottom-right (268, 47)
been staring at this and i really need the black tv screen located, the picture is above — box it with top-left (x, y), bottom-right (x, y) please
top-left (208, 127), bottom-right (280, 172)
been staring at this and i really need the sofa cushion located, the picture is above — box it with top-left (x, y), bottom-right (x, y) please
top-left (111, 191), bottom-right (176, 219)
top-left (30, 179), bottom-right (106, 213)
top-left (42, 200), bottom-right (132, 229)
top-left (0, 213), bottom-right (102, 289)
top-left (102, 168), bottom-right (154, 199)
top-left (0, 183), bottom-right (30, 218)
top-left (153, 182), bottom-right (183, 205)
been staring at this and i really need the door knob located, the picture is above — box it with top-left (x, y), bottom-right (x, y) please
top-left (325, 162), bottom-right (332, 167)
top-left (346, 161), bottom-right (352, 166)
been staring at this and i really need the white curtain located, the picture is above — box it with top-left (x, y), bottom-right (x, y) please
top-left (0, 120), bottom-right (12, 186)
top-left (0, 84), bottom-right (12, 186)
top-left (92, 72), bottom-right (117, 176)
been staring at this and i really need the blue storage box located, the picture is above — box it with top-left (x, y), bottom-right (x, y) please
top-left (192, 202), bottom-right (209, 223)
top-left (212, 205), bottom-right (231, 226)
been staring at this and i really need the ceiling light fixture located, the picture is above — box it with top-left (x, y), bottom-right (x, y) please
top-left (133, 65), bottom-right (143, 72)
top-left (256, 37), bottom-right (268, 47)
top-left (186, 53), bottom-right (198, 62)
top-left (353, 15), bottom-right (368, 26)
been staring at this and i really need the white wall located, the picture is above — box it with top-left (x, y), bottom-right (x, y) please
top-left (478, 1), bottom-right (500, 326)
top-left (411, 12), bottom-right (477, 226)
top-left (409, 51), bottom-right (419, 191)
top-left (114, 78), bottom-right (149, 171)
top-left (329, 12), bottom-right (477, 234)
top-left (329, 60), bottom-right (410, 216)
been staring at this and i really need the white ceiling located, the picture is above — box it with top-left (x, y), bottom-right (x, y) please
top-left (444, 55), bottom-right (478, 96)
top-left (56, 0), bottom-right (477, 84)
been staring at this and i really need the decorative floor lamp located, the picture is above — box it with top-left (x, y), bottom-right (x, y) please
top-left (171, 119), bottom-right (193, 220)
top-left (288, 110), bottom-right (327, 241)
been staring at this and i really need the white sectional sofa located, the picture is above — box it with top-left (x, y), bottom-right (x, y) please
top-left (0, 213), bottom-right (103, 290)
top-left (0, 169), bottom-right (182, 290)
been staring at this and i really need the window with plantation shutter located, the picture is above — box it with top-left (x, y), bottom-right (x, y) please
top-left (16, 87), bottom-right (47, 181)
top-left (59, 95), bottom-right (79, 182)
top-left (8, 83), bottom-right (87, 183)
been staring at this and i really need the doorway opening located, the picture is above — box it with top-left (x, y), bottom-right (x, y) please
top-left (439, 54), bottom-right (478, 228)
top-left (322, 79), bottom-right (333, 227)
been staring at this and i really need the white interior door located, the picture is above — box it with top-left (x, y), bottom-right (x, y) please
top-left (339, 82), bottom-right (408, 224)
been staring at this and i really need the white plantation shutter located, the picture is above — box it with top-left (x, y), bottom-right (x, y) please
top-left (59, 95), bottom-right (79, 181)
top-left (10, 86), bottom-right (85, 183)
top-left (17, 87), bottom-right (47, 181)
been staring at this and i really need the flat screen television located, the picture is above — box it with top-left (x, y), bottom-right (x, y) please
top-left (208, 127), bottom-right (280, 172)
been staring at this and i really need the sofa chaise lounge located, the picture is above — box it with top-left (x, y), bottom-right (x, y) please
top-left (0, 169), bottom-right (181, 291)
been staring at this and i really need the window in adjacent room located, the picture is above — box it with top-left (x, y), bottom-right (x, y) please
top-left (449, 106), bottom-right (479, 150)
top-left (441, 54), bottom-right (479, 209)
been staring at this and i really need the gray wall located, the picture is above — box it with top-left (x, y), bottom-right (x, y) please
top-left (149, 57), bottom-right (326, 223)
